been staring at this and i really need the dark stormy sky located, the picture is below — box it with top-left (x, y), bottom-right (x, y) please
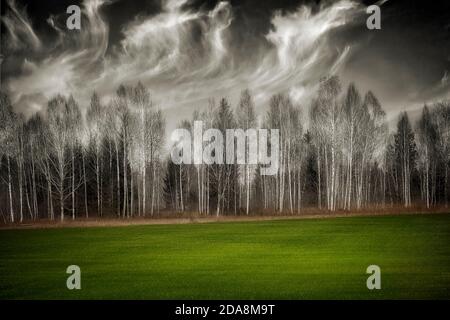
top-left (1, 0), bottom-right (449, 131)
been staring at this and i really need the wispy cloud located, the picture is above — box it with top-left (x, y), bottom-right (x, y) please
top-left (1, 0), bottom-right (41, 51)
top-left (3, 0), bottom-right (364, 120)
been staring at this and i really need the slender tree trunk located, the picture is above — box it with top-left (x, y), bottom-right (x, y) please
top-left (131, 172), bottom-right (134, 217)
top-left (331, 142), bottom-right (335, 211)
top-left (297, 166), bottom-right (302, 213)
top-left (123, 139), bottom-right (127, 218)
top-left (246, 164), bottom-right (250, 215)
top-left (207, 168), bottom-right (210, 215)
top-left (60, 166), bottom-right (64, 222)
top-left (100, 152), bottom-right (103, 217)
top-left (426, 156), bottom-right (430, 208)
top-left (7, 157), bottom-right (14, 223)
top-left (216, 168), bottom-right (221, 216)
top-left (60, 184), bottom-right (64, 222)
top-left (46, 158), bottom-right (54, 220)
top-left (109, 143), bottom-right (113, 211)
top-left (288, 155), bottom-right (293, 214)
top-left (96, 151), bottom-right (101, 217)
top-left (115, 142), bottom-right (120, 217)
top-left (71, 147), bottom-right (75, 220)
top-left (18, 154), bottom-right (24, 223)
top-left (348, 136), bottom-right (353, 210)
top-left (445, 164), bottom-right (448, 208)
top-left (325, 148), bottom-right (329, 210)
top-left (197, 167), bottom-right (201, 213)
top-left (317, 147), bottom-right (322, 209)
top-left (82, 151), bottom-right (89, 218)
top-left (151, 163), bottom-right (156, 216)
top-left (179, 165), bottom-right (184, 212)
top-left (143, 162), bottom-right (146, 216)
top-left (31, 145), bottom-right (38, 219)
top-left (25, 165), bottom-right (32, 219)
top-left (137, 174), bottom-right (141, 217)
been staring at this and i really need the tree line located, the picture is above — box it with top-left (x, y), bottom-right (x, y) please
top-left (0, 76), bottom-right (449, 222)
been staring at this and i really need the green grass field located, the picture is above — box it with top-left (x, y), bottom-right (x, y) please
top-left (1, 214), bottom-right (449, 299)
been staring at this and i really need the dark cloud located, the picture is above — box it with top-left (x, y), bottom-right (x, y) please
top-left (338, 0), bottom-right (450, 123)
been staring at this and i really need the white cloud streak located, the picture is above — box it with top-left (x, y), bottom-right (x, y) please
top-left (3, 0), bottom-right (363, 120)
top-left (1, 0), bottom-right (41, 51)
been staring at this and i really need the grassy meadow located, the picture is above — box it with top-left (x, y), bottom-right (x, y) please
top-left (1, 214), bottom-right (449, 299)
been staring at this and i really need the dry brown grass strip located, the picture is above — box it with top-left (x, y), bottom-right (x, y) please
top-left (1, 206), bottom-right (449, 230)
